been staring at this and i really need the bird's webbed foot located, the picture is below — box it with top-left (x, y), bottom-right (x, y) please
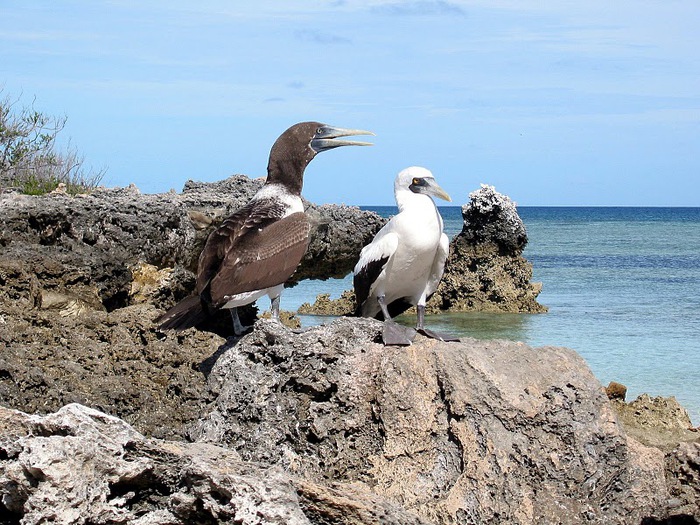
top-left (382, 320), bottom-right (417, 346)
top-left (415, 304), bottom-right (460, 342)
top-left (417, 327), bottom-right (461, 342)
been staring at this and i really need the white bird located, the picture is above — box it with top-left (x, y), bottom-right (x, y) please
top-left (353, 166), bottom-right (458, 345)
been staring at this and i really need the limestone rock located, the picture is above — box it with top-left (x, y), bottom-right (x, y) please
top-left (611, 393), bottom-right (699, 452)
top-left (191, 317), bottom-right (692, 524)
top-left (429, 184), bottom-right (547, 313)
top-left (298, 290), bottom-right (356, 316)
top-left (0, 175), bottom-right (383, 320)
top-left (0, 403), bottom-right (427, 524)
top-left (0, 302), bottom-right (221, 441)
top-left (459, 183), bottom-right (527, 253)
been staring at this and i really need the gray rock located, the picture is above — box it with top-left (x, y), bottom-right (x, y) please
top-left (429, 184), bottom-right (547, 313)
top-left (0, 403), bottom-right (427, 525)
top-left (0, 176), bottom-right (383, 315)
top-left (191, 317), bottom-right (695, 524)
top-left (459, 183), bottom-right (528, 254)
top-left (1, 313), bottom-right (698, 523)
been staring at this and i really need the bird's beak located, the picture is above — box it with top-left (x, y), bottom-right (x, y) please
top-left (310, 125), bottom-right (374, 152)
top-left (423, 178), bottom-right (452, 202)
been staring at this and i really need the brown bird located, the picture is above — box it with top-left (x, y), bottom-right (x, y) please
top-left (156, 122), bottom-right (373, 334)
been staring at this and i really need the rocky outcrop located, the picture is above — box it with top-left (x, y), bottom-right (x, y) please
top-left (191, 319), bottom-right (695, 524)
top-left (428, 184), bottom-right (547, 313)
top-left (0, 301), bottom-right (219, 441)
top-left (0, 403), bottom-right (427, 525)
top-left (2, 179), bottom-right (699, 524)
top-left (611, 393), bottom-right (699, 452)
top-left (1, 318), bottom-right (697, 524)
top-left (0, 176), bottom-right (383, 332)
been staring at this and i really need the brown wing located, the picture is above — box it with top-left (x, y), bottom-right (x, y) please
top-left (196, 198), bottom-right (286, 295)
top-left (208, 212), bottom-right (312, 305)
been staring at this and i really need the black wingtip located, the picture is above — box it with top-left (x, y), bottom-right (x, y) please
top-left (155, 295), bottom-right (208, 332)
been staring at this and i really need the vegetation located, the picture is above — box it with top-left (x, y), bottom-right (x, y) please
top-left (0, 89), bottom-right (106, 195)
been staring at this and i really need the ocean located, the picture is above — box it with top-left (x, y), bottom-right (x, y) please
top-left (282, 207), bottom-right (700, 425)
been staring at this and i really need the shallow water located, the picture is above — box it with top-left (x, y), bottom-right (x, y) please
top-left (280, 207), bottom-right (700, 424)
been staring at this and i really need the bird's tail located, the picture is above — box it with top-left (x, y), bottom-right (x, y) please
top-left (155, 295), bottom-right (208, 331)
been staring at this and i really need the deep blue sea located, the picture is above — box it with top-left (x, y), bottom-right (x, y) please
top-left (282, 207), bottom-right (700, 424)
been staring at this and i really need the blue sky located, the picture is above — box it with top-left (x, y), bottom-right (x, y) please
top-left (2, 1), bottom-right (699, 205)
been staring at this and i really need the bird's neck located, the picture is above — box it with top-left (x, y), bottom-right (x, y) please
top-left (266, 158), bottom-right (306, 195)
top-left (396, 189), bottom-right (436, 214)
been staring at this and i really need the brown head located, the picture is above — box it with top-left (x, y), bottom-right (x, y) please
top-left (266, 121), bottom-right (373, 194)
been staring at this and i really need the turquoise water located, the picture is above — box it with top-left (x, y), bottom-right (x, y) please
top-left (282, 207), bottom-right (700, 424)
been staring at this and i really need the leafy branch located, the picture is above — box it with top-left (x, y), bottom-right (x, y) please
top-left (0, 89), bottom-right (106, 195)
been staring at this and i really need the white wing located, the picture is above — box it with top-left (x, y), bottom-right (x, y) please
top-left (353, 230), bottom-right (399, 313)
top-left (425, 232), bottom-right (449, 297)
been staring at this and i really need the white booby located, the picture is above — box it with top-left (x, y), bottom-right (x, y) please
top-left (353, 166), bottom-right (458, 345)
top-left (157, 121), bottom-right (373, 334)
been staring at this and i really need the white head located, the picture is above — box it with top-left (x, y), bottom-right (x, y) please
top-left (394, 166), bottom-right (451, 209)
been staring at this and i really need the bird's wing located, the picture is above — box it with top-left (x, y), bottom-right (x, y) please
top-left (353, 230), bottom-right (399, 313)
top-left (196, 199), bottom-right (288, 296)
top-left (208, 211), bottom-right (312, 305)
top-left (426, 232), bottom-right (450, 297)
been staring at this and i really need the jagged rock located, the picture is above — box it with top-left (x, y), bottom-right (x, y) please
top-left (611, 393), bottom-right (699, 452)
top-left (459, 183), bottom-right (527, 253)
top-left (429, 184), bottom-right (547, 313)
top-left (0, 302), bottom-right (221, 441)
top-left (663, 441), bottom-right (700, 519)
top-left (0, 403), bottom-right (428, 525)
top-left (0, 309), bottom-right (698, 523)
top-left (298, 290), bottom-right (356, 315)
top-left (191, 318), bottom-right (696, 524)
top-left (0, 175), bottom-right (383, 324)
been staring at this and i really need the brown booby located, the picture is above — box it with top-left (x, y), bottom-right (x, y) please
top-left (353, 166), bottom-right (459, 345)
top-left (157, 121), bottom-right (373, 334)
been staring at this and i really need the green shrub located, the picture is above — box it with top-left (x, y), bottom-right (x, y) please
top-left (0, 89), bottom-right (106, 195)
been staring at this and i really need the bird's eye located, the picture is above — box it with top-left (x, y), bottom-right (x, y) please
top-left (412, 178), bottom-right (420, 185)
top-left (317, 127), bottom-right (324, 135)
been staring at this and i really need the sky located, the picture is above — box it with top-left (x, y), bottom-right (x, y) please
top-left (1, 1), bottom-right (699, 206)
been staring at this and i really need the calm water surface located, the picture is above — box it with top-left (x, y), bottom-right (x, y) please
top-left (282, 207), bottom-right (700, 424)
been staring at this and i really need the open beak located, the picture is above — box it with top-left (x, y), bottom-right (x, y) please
top-left (310, 125), bottom-right (374, 152)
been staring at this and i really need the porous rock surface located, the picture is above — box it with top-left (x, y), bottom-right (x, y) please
top-left (1, 180), bottom-right (699, 524)
top-left (0, 175), bottom-right (383, 331)
top-left (428, 184), bottom-right (547, 313)
top-left (0, 403), bottom-right (427, 525)
top-left (1, 317), bottom-right (698, 524)
top-left (0, 301), bottom-right (218, 441)
top-left (191, 318), bottom-right (697, 524)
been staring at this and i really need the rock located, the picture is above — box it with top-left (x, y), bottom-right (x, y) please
top-left (429, 184), bottom-right (547, 313)
top-left (0, 301), bottom-right (222, 440)
top-left (298, 204), bottom-right (385, 281)
top-left (611, 393), bottom-right (699, 452)
top-left (190, 317), bottom-right (696, 524)
top-left (0, 175), bottom-right (383, 320)
top-left (606, 381), bottom-right (628, 401)
top-left (459, 183), bottom-right (527, 253)
top-left (0, 312), bottom-right (698, 523)
top-left (298, 290), bottom-right (356, 316)
top-left (0, 403), bottom-right (427, 525)
top-left (663, 441), bottom-right (700, 520)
